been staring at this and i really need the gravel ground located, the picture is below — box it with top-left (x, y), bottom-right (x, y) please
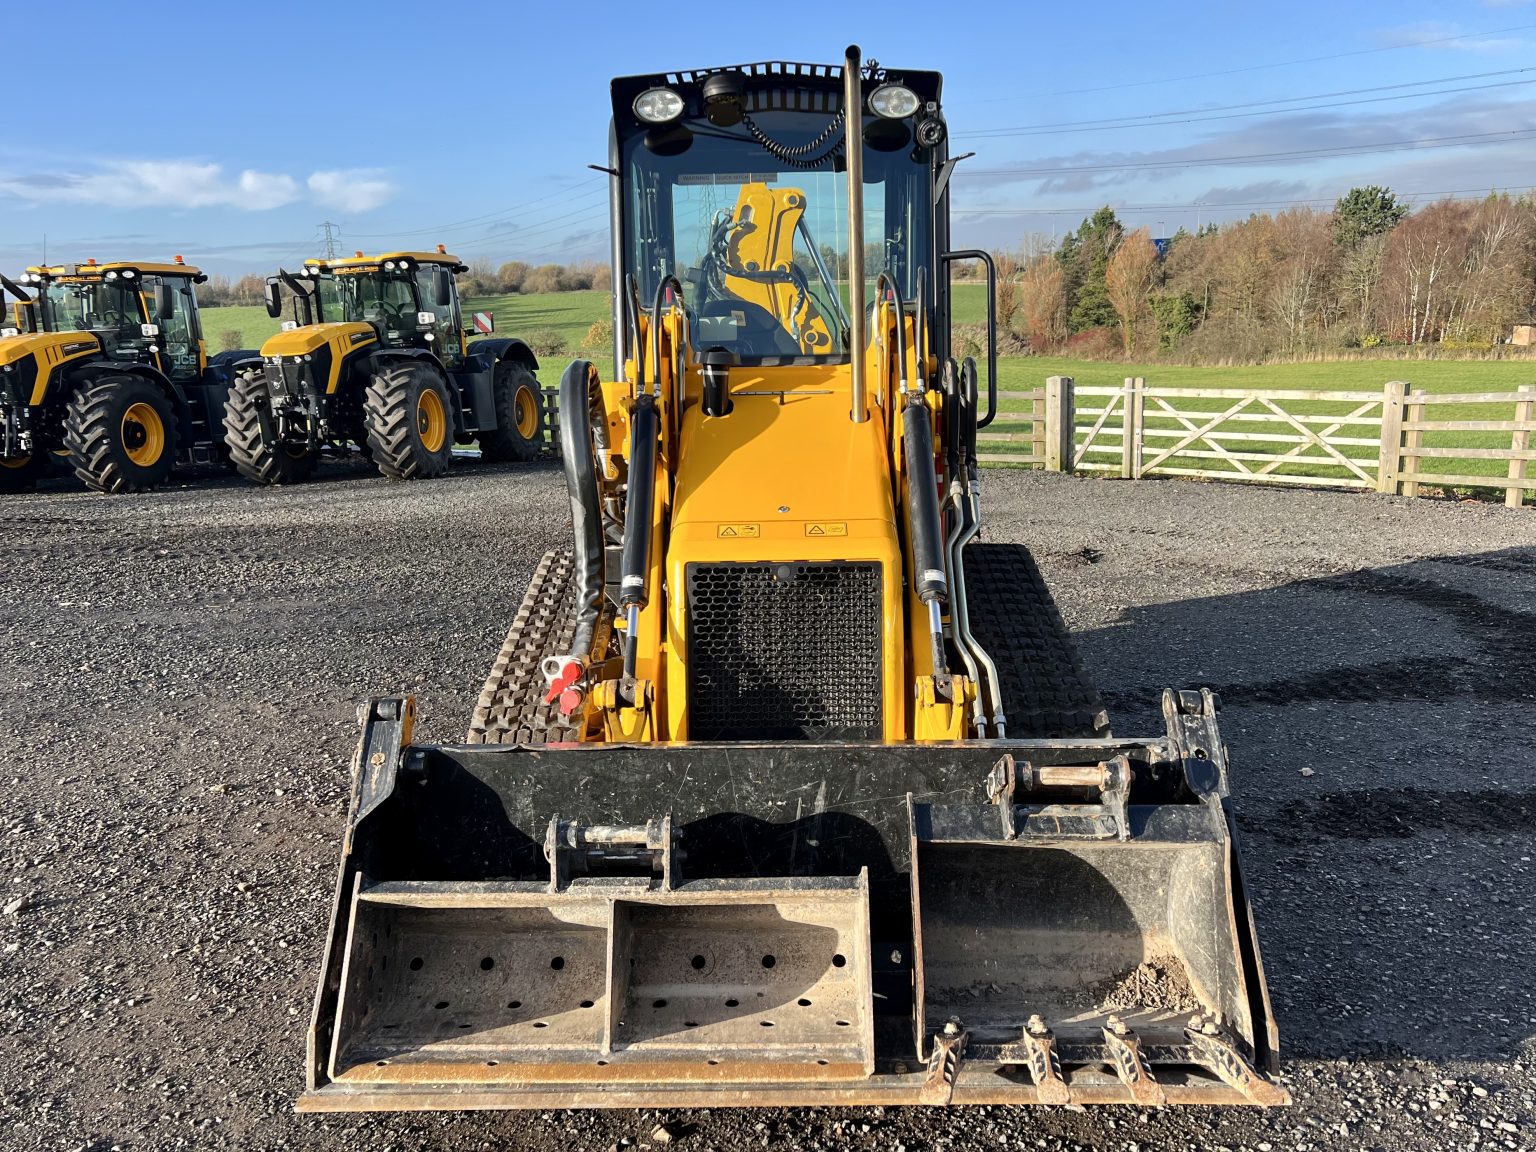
top-left (1, 459), bottom-right (1533, 1152)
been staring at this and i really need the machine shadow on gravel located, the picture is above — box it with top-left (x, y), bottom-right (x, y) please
top-left (1073, 546), bottom-right (1536, 1064)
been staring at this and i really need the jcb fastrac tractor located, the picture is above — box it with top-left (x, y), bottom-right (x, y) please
top-left (302, 49), bottom-right (1286, 1112)
top-left (224, 249), bottom-right (547, 484)
top-left (0, 259), bottom-right (252, 493)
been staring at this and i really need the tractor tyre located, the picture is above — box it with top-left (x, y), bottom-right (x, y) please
top-left (0, 452), bottom-right (44, 493)
top-left (223, 370), bottom-right (319, 485)
top-left (477, 361), bottom-right (542, 463)
top-left (63, 375), bottom-right (179, 494)
top-left (962, 541), bottom-right (1112, 739)
top-left (363, 361), bottom-right (454, 480)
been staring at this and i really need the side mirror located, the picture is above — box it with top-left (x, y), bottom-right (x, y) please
top-left (156, 282), bottom-right (177, 320)
top-left (264, 277), bottom-right (283, 319)
top-left (433, 265), bottom-right (452, 309)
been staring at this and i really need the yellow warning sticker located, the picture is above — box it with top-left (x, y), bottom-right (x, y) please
top-left (717, 523), bottom-right (761, 538)
top-left (804, 522), bottom-right (849, 537)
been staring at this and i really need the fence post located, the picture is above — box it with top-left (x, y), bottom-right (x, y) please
top-left (1377, 380), bottom-right (1407, 494)
top-left (1131, 377), bottom-right (1145, 479)
top-left (1120, 377), bottom-right (1144, 479)
top-left (1509, 384), bottom-right (1534, 509)
top-left (1044, 376), bottom-right (1075, 473)
top-left (1400, 386), bottom-right (1423, 499)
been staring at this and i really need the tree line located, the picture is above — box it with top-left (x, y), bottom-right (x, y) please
top-left (999, 187), bottom-right (1536, 360)
top-left (196, 259), bottom-right (613, 307)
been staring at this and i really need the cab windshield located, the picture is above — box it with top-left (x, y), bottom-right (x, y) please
top-left (333, 271), bottom-right (419, 326)
top-left (41, 279), bottom-right (144, 336)
top-left (623, 108), bottom-right (933, 360)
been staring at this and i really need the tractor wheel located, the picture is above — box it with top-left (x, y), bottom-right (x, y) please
top-left (363, 361), bottom-right (454, 480)
top-left (0, 453), bottom-right (44, 493)
top-left (223, 370), bottom-right (318, 485)
top-left (478, 361), bottom-right (542, 462)
top-left (63, 376), bottom-right (179, 493)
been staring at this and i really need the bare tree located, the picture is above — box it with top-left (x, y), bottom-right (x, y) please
top-left (1019, 255), bottom-right (1066, 350)
top-left (1380, 200), bottom-right (1471, 343)
top-left (994, 251), bottom-right (1023, 334)
top-left (1104, 228), bottom-right (1158, 352)
top-left (1267, 209), bottom-right (1336, 353)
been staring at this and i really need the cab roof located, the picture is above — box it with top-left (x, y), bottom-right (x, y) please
top-left (26, 259), bottom-right (204, 279)
top-left (611, 58), bottom-right (942, 125)
top-left (306, 250), bottom-right (465, 274)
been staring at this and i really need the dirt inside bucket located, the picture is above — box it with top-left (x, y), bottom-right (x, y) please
top-left (1092, 958), bottom-right (1202, 1014)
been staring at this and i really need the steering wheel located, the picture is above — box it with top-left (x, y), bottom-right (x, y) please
top-left (100, 309), bottom-right (131, 329)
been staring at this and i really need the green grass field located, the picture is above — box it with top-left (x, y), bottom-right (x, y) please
top-left (200, 285), bottom-right (1532, 498)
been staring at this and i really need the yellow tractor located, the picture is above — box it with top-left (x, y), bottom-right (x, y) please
top-left (224, 248), bottom-right (547, 484)
top-left (302, 49), bottom-right (1285, 1111)
top-left (0, 258), bottom-right (253, 492)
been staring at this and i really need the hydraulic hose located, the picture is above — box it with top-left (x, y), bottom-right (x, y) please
top-left (559, 360), bottom-right (606, 663)
top-left (651, 275), bottom-right (686, 396)
top-left (875, 272), bottom-right (909, 396)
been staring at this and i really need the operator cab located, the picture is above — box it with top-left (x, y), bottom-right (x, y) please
top-left (613, 60), bottom-right (949, 367)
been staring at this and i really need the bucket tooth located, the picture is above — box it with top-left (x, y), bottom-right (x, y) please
top-left (998, 1015), bottom-right (1071, 1104)
top-left (920, 1018), bottom-right (967, 1105)
top-left (1185, 1018), bottom-right (1291, 1106)
top-left (1102, 1016), bottom-right (1165, 1106)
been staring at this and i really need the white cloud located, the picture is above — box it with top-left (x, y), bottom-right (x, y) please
top-left (0, 159), bottom-right (394, 213)
top-left (307, 169), bottom-right (394, 213)
top-left (0, 160), bottom-right (301, 210)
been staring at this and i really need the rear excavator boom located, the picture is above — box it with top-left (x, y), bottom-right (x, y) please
top-left (301, 47), bottom-right (1286, 1112)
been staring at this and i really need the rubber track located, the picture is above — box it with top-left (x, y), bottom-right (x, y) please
top-left (364, 363), bottom-right (449, 480)
top-left (962, 541), bottom-right (1112, 738)
top-left (223, 371), bottom-right (314, 485)
top-left (63, 379), bottom-right (177, 494)
top-left (467, 550), bottom-right (585, 744)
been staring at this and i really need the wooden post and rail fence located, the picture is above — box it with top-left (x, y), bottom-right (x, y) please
top-left (977, 376), bottom-right (1536, 509)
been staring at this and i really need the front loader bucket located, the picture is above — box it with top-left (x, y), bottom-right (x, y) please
top-left (303, 691), bottom-right (1285, 1111)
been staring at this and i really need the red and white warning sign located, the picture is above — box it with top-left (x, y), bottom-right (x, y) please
top-left (472, 311), bottom-right (495, 334)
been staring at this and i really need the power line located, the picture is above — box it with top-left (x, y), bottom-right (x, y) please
top-left (951, 185), bottom-right (1536, 218)
top-left (346, 177), bottom-right (607, 240)
top-left (964, 128), bottom-right (1536, 177)
top-left (955, 22), bottom-right (1536, 103)
top-left (959, 68), bottom-right (1536, 139)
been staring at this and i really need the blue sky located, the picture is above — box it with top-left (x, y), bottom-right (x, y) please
top-left (4, 1), bottom-right (1534, 276)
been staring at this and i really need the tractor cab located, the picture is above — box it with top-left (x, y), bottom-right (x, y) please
top-left (21, 258), bottom-right (208, 381)
top-left (268, 250), bottom-right (468, 368)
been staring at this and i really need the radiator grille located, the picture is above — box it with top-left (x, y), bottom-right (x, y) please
top-left (686, 562), bottom-right (883, 741)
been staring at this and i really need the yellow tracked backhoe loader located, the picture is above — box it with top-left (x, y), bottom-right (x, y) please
top-left (302, 48), bottom-right (1285, 1111)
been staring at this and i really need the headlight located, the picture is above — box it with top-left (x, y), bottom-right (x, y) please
top-left (383, 260), bottom-right (396, 271)
top-left (121, 269), bottom-right (137, 280)
top-left (634, 87), bottom-right (685, 124)
top-left (869, 84), bottom-right (920, 119)
top-left (104, 271), bottom-right (118, 281)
